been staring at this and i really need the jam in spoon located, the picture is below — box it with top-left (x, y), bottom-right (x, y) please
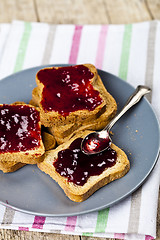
top-left (81, 85), bottom-right (151, 155)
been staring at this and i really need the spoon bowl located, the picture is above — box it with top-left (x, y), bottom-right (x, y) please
top-left (81, 85), bottom-right (151, 155)
top-left (81, 131), bottom-right (111, 155)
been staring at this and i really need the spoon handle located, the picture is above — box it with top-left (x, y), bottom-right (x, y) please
top-left (104, 85), bottom-right (151, 132)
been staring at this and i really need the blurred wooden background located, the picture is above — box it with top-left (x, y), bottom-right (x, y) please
top-left (0, 0), bottom-right (159, 239)
top-left (0, 0), bottom-right (160, 24)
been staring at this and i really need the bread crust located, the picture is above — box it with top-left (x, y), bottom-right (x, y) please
top-left (34, 64), bottom-right (116, 127)
top-left (0, 119), bottom-right (56, 172)
top-left (38, 130), bottom-right (130, 202)
top-left (31, 64), bottom-right (117, 144)
top-left (0, 161), bottom-right (26, 173)
top-left (42, 131), bottom-right (56, 151)
top-left (0, 103), bottom-right (45, 164)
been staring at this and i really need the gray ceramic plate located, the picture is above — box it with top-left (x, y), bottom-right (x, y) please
top-left (0, 65), bottom-right (159, 216)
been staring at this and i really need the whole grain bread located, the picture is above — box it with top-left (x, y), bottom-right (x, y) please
top-left (31, 64), bottom-right (117, 144)
top-left (42, 130), bottom-right (56, 150)
top-left (0, 103), bottom-right (45, 164)
top-left (13, 101), bottom-right (57, 151)
top-left (0, 127), bottom-right (56, 172)
top-left (33, 64), bottom-right (117, 127)
top-left (0, 161), bottom-right (26, 173)
top-left (38, 130), bottom-right (130, 202)
top-left (29, 87), bottom-right (40, 107)
top-left (47, 76), bottom-right (117, 144)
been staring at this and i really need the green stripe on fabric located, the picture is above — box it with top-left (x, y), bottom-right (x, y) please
top-left (13, 22), bottom-right (32, 73)
top-left (82, 232), bottom-right (93, 236)
top-left (95, 208), bottom-right (109, 232)
top-left (119, 24), bottom-right (132, 80)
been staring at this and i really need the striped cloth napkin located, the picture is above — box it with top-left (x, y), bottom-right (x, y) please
top-left (0, 20), bottom-right (159, 240)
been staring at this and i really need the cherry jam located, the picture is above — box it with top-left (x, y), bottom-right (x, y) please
top-left (82, 132), bottom-right (111, 154)
top-left (54, 138), bottom-right (117, 186)
top-left (37, 65), bottom-right (103, 116)
top-left (0, 104), bottom-right (41, 153)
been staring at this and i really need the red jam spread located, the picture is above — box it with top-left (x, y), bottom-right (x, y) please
top-left (54, 138), bottom-right (117, 186)
top-left (37, 65), bottom-right (103, 116)
top-left (0, 104), bottom-right (41, 153)
top-left (82, 132), bottom-right (111, 154)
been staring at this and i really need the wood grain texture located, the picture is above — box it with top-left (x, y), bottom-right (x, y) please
top-left (104, 0), bottom-right (151, 23)
top-left (0, 0), bottom-right (159, 239)
top-left (35, 0), bottom-right (109, 24)
top-left (0, 230), bottom-right (80, 240)
top-left (0, 0), bottom-right (37, 22)
top-left (0, 0), bottom-right (160, 24)
top-left (146, 0), bottom-right (160, 19)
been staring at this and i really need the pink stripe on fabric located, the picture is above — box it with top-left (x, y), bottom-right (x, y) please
top-left (95, 25), bottom-right (108, 69)
top-left (32, 216), bottom-right (46, 229)
top-left (18, 227), bottom-right (29, 231)
top-left (114, 233), bottom-right (125, 239)
top-left (65, 216), bottom-right (77, 231)
top-left (145, 235), bottom-right (154, 240)
top-left (69, 25), bottom-right (83, 64)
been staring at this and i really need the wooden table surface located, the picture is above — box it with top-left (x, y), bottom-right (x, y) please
top-left (0, 0), bottom-right (159, 239)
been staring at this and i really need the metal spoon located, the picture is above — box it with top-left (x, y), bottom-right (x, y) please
top-left (81, 85), bottom-right (151, 155)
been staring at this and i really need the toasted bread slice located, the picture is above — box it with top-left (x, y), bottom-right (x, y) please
top-left (0, 104), bottom-right (45, 164)
top-left (38, 131), bottom-right (130, 202)
top-left (31, 65), bottom-right (117, 144)
top-left (0, 128), bottom-right (56, 172)
top-left (42, 130), bottom-right (56, 150)
top-left (14, 102), bottom-right (56, 151)
top-left (29, 87), bottom-right (40, 107)
top-left (0, 161), bottom-right (26, 173)
top-left (34, 64), bottom-right (117, 127)
top-left (47, 75), bottom-right (117, 144)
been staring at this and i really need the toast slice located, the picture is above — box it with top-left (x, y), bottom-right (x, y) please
top-left (0, 127), bottom-right (56, 173)
top-left (38, 131), bottom-right (130, 202)
top-left (13, 101), bottom-right (57, 151)
top-left (48, 76), bottom-right (117, 145)
top-left (42, 130), bottom-right (56, 151)
top-left (0, 161), bottom-right (26, 173)
top-left (34, 64), bottom-right (117, 127)
top-left (31, 64), bottom-right (117, 144)
top-left (29, 87), bottom-right (40, 107)
top-left (0, 104), bottom-right (45, 164)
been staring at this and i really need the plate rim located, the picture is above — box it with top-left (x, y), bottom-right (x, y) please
top-left (0, 64), bottom-right (159, 217)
